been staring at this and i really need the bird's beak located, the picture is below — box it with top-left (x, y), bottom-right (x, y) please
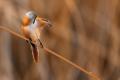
top-left (45, 19), bottom-right (52, 27)
top-left (37, 17), bottom-right (52, 27)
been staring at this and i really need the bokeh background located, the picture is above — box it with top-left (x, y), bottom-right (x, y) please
top-left (0, 0), bottom-right (120, 80)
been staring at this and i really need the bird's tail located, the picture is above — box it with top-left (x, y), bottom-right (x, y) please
top-left (30, 42), bottom-right (39, 63)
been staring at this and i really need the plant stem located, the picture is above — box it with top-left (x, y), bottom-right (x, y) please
top-left (0, 26), bottom-right (100, 80)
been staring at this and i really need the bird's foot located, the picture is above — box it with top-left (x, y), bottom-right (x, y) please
top-left (38, 39), bottom-right (43, 48)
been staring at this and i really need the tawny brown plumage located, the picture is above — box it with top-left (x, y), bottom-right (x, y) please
top-left (21, 11), bottom-right (51, 63)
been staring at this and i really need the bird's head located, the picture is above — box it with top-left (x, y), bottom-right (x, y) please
top-left (22, 11), bottom-right (37, 26)
top-left (22, 11), bottom-right (52, 28)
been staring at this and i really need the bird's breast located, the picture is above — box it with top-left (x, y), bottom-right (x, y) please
top-left (22, 19), bottom-right (41, 42)
top-left (22, 26), bottom-right (31, 39)
top-left (29, 24), bottom-right (41, 42)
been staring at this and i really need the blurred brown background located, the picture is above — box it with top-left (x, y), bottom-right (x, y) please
top-left (0, 0), bottom-right (120, 80)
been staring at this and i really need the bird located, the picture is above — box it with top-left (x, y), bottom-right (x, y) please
top-left (21, 11), bottom-right (51, 63)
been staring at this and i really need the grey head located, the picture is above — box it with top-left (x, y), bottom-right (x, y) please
top-left (25, 11), bottom-right (37, 24)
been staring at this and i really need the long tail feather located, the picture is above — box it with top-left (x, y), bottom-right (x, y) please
top-left (30, 42), bottom-right (39, 63)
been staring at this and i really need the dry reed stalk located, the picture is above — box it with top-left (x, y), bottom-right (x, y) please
top-left (0, 26), bottom-right (100, 80)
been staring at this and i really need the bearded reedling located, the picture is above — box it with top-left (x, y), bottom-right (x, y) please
top-left (21, 11), bottom-right (51, 63)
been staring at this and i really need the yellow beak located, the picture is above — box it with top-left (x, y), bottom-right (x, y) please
top-left (37, 17), bottom-right (52, 27)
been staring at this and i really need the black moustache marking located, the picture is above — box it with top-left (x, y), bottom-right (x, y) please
top-left (33, 16), bottom-right (37, 24)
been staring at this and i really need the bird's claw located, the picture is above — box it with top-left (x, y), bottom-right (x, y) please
top-left (35, 39), bottom-right (43, 48)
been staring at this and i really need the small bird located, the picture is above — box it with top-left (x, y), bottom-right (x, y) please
top-left (21, 11), bottom-right (51, 63)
